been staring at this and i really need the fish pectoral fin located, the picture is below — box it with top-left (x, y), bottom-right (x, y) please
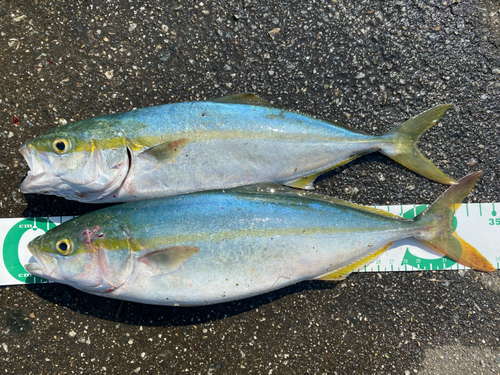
top-left (138, 246), bottom-right (200, 274)
top-left (139, 138), bottom-right (189, 163)
top-left (211, 93), bottom-right (278, 108)
top-left (316, 242), bottom-right (394, 281)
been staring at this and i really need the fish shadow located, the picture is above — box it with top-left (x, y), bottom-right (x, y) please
top-left (25, 280), bottom-right (340, 326)
top-left (22, 193), bottom-right (117, 217)
top-left (314, 152), bottom-right (405, 185)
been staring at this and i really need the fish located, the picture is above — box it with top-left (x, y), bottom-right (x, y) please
top-left (25, 172), bottom-right (494, 306)
top-left (20, 93), bottom-right (456, 203)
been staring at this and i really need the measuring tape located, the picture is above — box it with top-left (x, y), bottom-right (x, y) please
top-left (366, 203), bottom-right (499, 272)
top-left (1, 203), bottom-right (498, 286)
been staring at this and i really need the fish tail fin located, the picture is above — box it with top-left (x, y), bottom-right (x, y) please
top-left (380, 104), bottom-right (457, 185)
top-left (413, 171), bottom-right (495, 271)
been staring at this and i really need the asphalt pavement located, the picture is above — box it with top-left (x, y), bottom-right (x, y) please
top-left (1, 0), bottom-right (500, 373)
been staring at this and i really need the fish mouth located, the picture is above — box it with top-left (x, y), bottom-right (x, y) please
top-left (24, 262), bottom-right (45, 276)
top-left (25, 241), bottom-right (56, 279)
top-left (19, 144), bottom-right (131, 203)
top-left (20, 145), bottom-right (46, 177)
top-left (19, 145), bottom-right (58, 194)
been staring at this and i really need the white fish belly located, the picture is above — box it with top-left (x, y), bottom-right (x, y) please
top-left (110, 138), bottom-right (376, 201)
top-left (111, 229), bottom-right (412, 306)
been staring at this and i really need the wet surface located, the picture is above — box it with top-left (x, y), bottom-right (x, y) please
top-left (1, 0), bottom-right (500, 373)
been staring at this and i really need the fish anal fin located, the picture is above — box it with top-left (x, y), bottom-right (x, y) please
top-left (212, 93), bottom-right (277, 108)
top-left (317, 242), bottom-right (395, 281)
top-left (140, 138), bottom-right (189, 162)
top-left (283, 156), bottom-right (360, 190)
top-left (329, 155), bottom-right (360, 169)
top-left (319, 118), bottom-right (369, 135)
top-left (138, 246), bottom-right (200, 274)
top-left (283, 174), bottom-right (319, 190)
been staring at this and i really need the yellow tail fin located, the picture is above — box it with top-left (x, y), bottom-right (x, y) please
top-left (381, 104), bottom-right (457, 185)
top-left (414, 171), bottom-right (495, 271)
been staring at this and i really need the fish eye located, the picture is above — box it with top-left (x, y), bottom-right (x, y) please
top-left (55, 238), bottom-right (73, 255)
top-left (52, 139), bottom-right (71, 154)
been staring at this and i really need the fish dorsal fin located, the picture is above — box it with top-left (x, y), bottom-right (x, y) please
top-left (231, 184), bottom-right (404, 220)
top-left (212, 93), bottom-right (278, 108)
top-left (319, 117), bottom-right (369, 135)
top-left (326, 200), bottom-right (404, 219)
top-left (139, 138), bottom-right (189, 162)
top-left (316, 242), bottom-right (394, 281)
top-left (138, 246), bottom-right (199, 274)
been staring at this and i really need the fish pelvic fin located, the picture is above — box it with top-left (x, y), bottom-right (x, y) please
top-left (380, 104), bottom-right (457, 185)
top-left (316, 242), bottom-right (395, 281)
top-left (414, 171), bottom-right (495, 272)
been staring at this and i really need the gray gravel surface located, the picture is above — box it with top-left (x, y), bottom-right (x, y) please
top-left (1, 0), bottom-right (500, 373)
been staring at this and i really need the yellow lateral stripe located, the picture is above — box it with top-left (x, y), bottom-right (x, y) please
top-left (34, 128), bottom-right (375, 155)
top-left (93, 226), bottom-right (388, 254)
top-left (72, 138), bottom-right (141, 153)
top-left (133, 130), bottom-right (354, 146)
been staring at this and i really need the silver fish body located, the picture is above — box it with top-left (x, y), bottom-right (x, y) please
top-left (20, 94), bottom-right (456, 203)
top-left (25, 173), bottom-right (494, 306)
